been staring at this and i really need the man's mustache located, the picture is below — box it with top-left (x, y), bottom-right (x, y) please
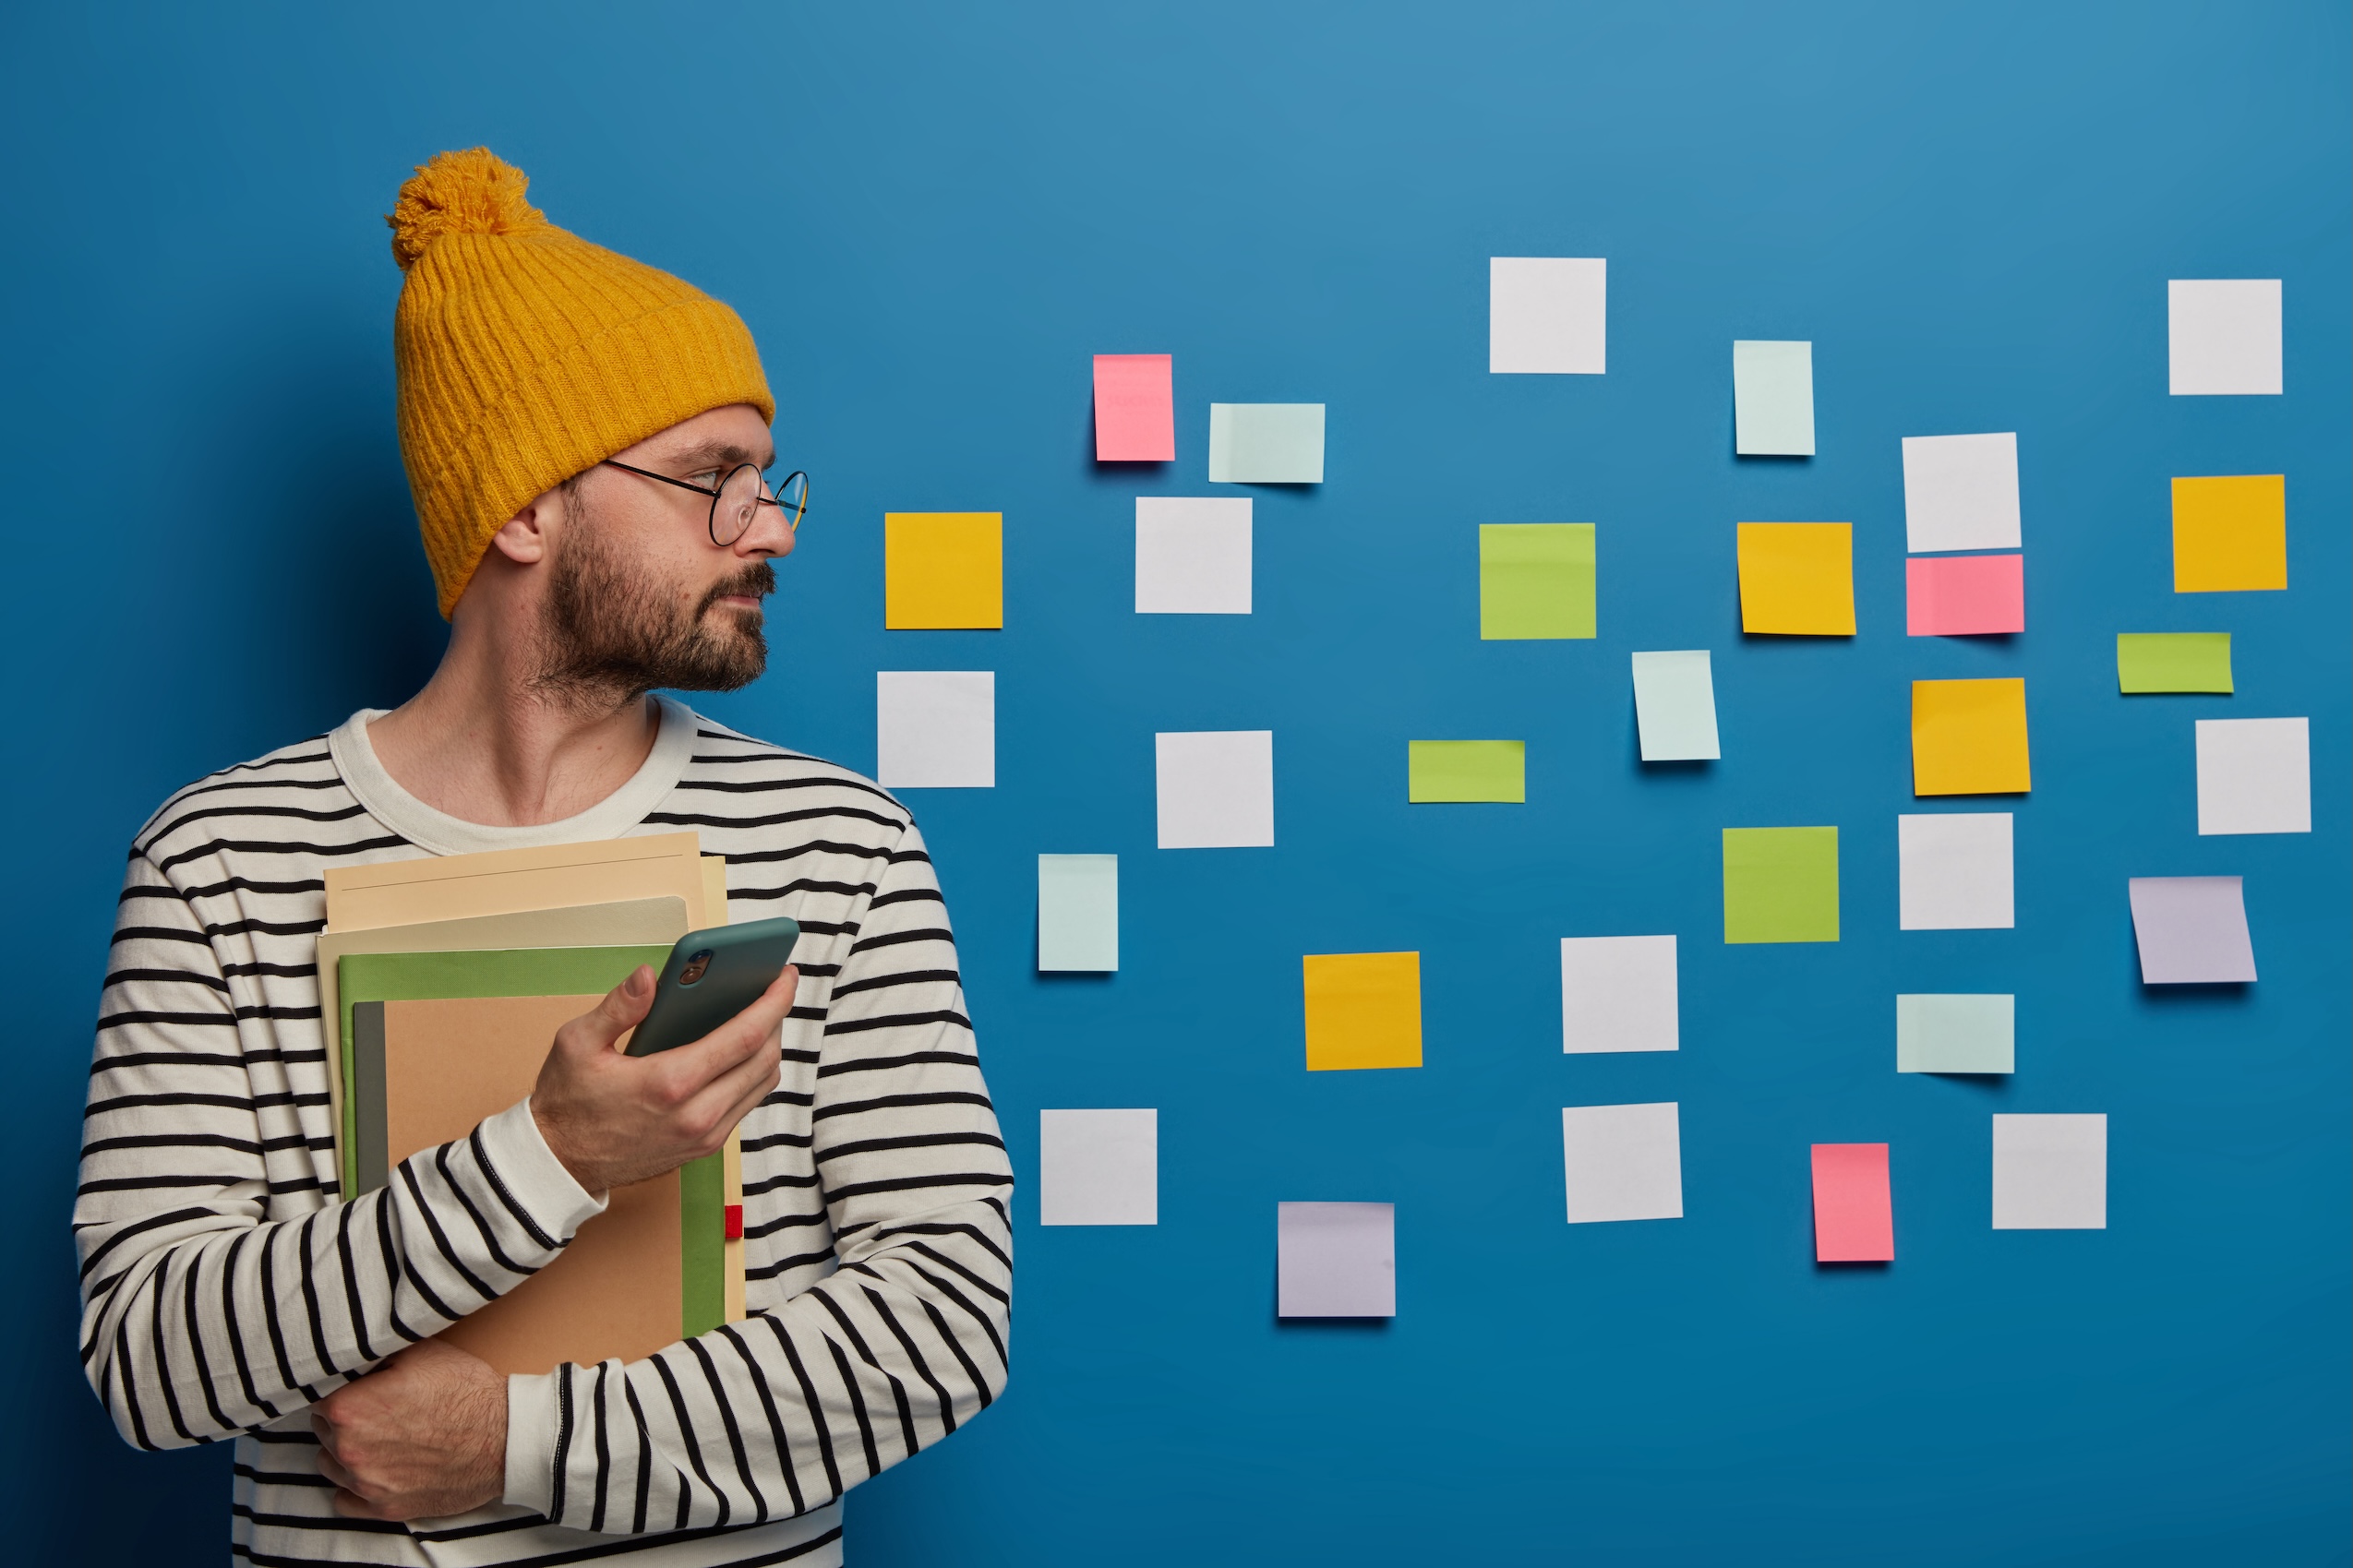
top-left (698, 561), bottom-right (776, 616)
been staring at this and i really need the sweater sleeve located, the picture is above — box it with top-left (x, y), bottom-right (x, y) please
top-left (75, 850), bottom-right (606, 1448)
top-left (507, 820), bottom-right (1014, 1535)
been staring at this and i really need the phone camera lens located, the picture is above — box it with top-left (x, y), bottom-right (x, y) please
top-left (678, 951), bottom-right (714, 986)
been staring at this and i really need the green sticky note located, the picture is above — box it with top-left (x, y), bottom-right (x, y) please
top-left (2117, 632), bottom-right (2232, 693)
top-left (1207, 402), bottom-right (1325, 483)
top-left (1733, 341), bottom-right (1815, 456)
top-left (1896, 993), bottom-right (2015, 1073)
top-left (1038, 854), bottom-right (1119, 972)
top-left (1409, 740), bottom-right (1526, 802)
top-left (1481, 523), bottom-right (1596, 640)
top-left (1722, 827), bottom-right (1839, 943)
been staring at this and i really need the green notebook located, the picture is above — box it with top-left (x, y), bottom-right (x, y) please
top-left (339, 946), bottom-right (726, 1340)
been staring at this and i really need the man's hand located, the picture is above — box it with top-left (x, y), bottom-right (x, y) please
top-left (532, 962), bottom-right (796, 1193)
top-left (313, 1338), bottom-right (505, 1521)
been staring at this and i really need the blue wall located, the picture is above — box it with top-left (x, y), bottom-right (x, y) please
top-left (3, 4), bottom-right (2345, 1562)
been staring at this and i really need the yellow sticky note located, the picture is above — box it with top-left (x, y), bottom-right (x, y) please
top-left (2172, 475), bottom-right (2286, 592)
top-left (885, 513), bottom-right (1002, 628)
top-left (1303, 952), bottom-right (1422, 1071)
top-left (1737, 523), bottom-right (1854, 635)
top-left (1912, 678), bottom-right (2030, 796)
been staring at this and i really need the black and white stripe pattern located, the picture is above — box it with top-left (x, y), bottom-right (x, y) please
top-left (76, 701), bottom-right (1013, 1565)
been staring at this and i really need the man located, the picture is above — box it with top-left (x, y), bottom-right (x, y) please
top-left (76, 148), bottom-right (1012, 1565)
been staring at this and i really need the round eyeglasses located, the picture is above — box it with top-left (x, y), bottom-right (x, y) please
top-left (602, 460), bottom-right (810, 546)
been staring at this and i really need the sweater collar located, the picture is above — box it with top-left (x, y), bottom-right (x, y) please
top-left (328, 695), bottom-right (701, 857)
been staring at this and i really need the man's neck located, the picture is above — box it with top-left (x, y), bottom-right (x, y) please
top-left (366, 617), bottom-right (662, 829)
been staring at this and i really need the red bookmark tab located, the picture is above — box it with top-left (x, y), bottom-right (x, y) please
top-left (724, 1204), bottom-right (744, 1241)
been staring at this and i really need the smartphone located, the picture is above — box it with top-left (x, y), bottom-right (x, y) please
top-left (623, 916), bottom-right (802, 1058)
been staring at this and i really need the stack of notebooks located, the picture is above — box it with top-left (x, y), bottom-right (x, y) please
top-left (318, 832), bottom-right (747, 1374)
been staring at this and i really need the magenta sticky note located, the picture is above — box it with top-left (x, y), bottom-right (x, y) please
top-left (1093, 354), bottom-right (1174, 461)
top-left (1906, 554), bottom-right (2024, 636)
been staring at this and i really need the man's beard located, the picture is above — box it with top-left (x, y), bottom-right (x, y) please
top-left (529, 501), bottom-right (774, 708)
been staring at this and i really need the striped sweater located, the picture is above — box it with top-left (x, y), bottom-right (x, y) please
top-left (76, 697), bottom-right (1014, 1566)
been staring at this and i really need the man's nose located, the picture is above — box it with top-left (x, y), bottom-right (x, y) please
top-left (737, 506), bottom-right (796, 561)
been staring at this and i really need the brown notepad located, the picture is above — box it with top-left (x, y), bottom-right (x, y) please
top-left (373, 992), bottom-right (697, 1373)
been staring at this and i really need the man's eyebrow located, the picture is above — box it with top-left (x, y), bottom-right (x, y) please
top-left (659, 440), bottom-right (774, 471)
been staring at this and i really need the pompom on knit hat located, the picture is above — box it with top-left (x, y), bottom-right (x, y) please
top-left (387, 148), bottom-right (774, 617)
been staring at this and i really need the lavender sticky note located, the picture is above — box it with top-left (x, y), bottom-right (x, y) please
top-left (2128, 876), bottom-right (2256, 984)
top-left (1276, 1202), bottom-right (1395, 1318)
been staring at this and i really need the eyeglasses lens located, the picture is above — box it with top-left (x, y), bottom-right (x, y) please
top-left (776, 471), bottom-right (809, 531)
top-left (714, 464), bottom-right (765, 545)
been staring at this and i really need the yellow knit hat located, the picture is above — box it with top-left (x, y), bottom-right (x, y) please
top-left (387, 149), bottom-right (775, 616)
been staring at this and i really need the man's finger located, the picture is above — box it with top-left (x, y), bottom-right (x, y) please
top-left (705, 1054), bottom-right (786, 1152)
top-left (331, 1487), bottom-right (394, 1520)
top-left (677, 1028), bottom-right (785, 1148)
top-left (558, 965), bottom-right (656, 1056)
top-left (316, 1446), bottom-right (358, 1490)
top-left (666, 993), bottom-right (790, 1119)
top-left (697, 964), bottom-right (798, 1054)
top-left (644, 966), bottom-right (798, 1094)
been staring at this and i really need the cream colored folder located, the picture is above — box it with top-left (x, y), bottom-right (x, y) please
top-left (324, 832), bottom-right (712, 934)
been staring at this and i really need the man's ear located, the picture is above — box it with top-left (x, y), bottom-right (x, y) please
top-left (486, 488), bottom-right (562, 567)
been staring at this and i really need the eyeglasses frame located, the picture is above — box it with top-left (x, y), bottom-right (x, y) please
top-left (601, 459), bottom-right (809, 545)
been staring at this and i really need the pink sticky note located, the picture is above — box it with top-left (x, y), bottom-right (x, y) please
top-left (1811, 1143), bottom-right (1893, 1262)
top-left (1093, 353), bottom-right (1174, 461)
top-left (1907, 554), bottom-right (2024, 636)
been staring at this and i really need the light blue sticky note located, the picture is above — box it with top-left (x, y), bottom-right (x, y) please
top-left (1208, 403), bottom-right (1326, 484)
top-left (1895, 993), bottom-right (2013, 1073)
top-left (1631, 651), bottom-right (1721, 760)
top-left (1733, 341), bottom-right (1815, 457)
top-left (1038, 854), bottom-right (1118, 972)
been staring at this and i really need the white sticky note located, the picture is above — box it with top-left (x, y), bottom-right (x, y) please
top-left (1896, 994), bottom-right (2015, 1074)
top-left (1039, 1109), bottom-right (1156, 1225)
top-left (1135, 497), bottom-right (1252, 614)
top-left (1560, 936), bottom-right (1677, 1054)
top-left (2169, 280), bottom-right (2282, 396)
top-left (1901, 433), bottom-right (2022, 553)
top-left (1277, 1202), bottom-right (1395, 1317)
top-left (1038, 855), bottom-right (1117, 972)
top-left (1155, 730), bottom-right (1274, 848)
top-left (2196, 718), bottom-right (2311, 835)
top-left (1630, 651), bottom-right (1720, 761)
top-left (1992, 1114), bottom-right (2106, 1229)
top-left (1898, 812), bottom-right (2014, 930)
top-left (1489, 257), bottom-right (1606, 374)
top-left (1561, 1103), bottom-right (1684, 1224)
top-left (2129, 877), bottom-right (2258, 984)
top-left (876, 671), bottom-right (993, 788)
top-left (1732, 340), bottom-right (1815, 456)
top-left (1207, 404), bottom-right (1325, 484)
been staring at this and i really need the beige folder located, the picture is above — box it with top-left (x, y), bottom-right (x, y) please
top-left (323, 831), bottom-right (713, 934)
